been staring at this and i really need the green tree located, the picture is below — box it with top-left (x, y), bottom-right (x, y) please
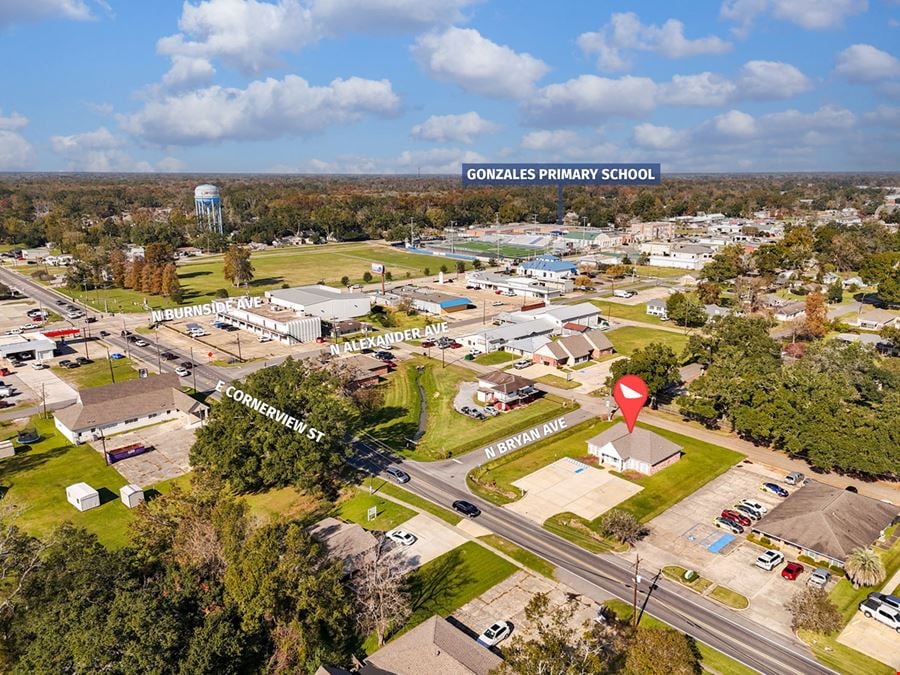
top-left (455, 260), bottom-right (466, 276)
top-left (781, 225), bottom-right (815, 269)
top-left (340, 275), bottom-right (350, 286)
top-left (696, 281), bottom-right (720, 305)
top-left (223, 244), bottom-right (254, 287)
top-left (362, 271), bottom-right (373, 283)
top-left (844, 547), bottom-right (885, 587)
top-left (788, 587), bottom-right (842, 634)
top-left (701, 244), bottom-right (746, 282)
top-left (599, 509), bottom-right (647, 544)
top-left (666, 292), bottom-right (707, 327)
top-left (608, 343), bottom-right (679, 406)
top-left (625, 626), bottom-right (698, 675)
top-left (826, 281), bottom-right (843, 303)
top-left (190, 359), bottom-right (361, 495)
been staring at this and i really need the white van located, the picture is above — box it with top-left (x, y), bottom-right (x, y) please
top-left (613, 290), bottom-right (635, 298)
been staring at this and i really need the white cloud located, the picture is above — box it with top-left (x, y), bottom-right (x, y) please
top-left (632, 123), bottom-right (687, 149)
top-left (157, 0), bottom-right (318, 75)
top-left (721, 0), bottom-right (867, 34)
top-left (412, 27), bottom-right (549, 99)
top-left (156, 156), bottom-right (187, 172)
top-left (50, 126), bottom-right (188, 172)
top-left (577, 12), bottom-right (731, 72)
top-left (120, 74), bottom-right (400, 145)
top-left (737, 60), bottom-right (812, 98)
top-left (161, 55), bottom-right (216, 89)
top-left (0, 110), bottom-right (35, 170)
top-left (659, 72), bottom-right (737, 106)
top-left (410, 112), bottom-right (498, 143)
top-left (0, 0), bottom-right (93, 27)
top-left (711, 110), bottom-right (758, 137)
top-left (835, 44), bottom-right (900, 82)
top-left (864, 105), bottom-right (900, 126)
top-left (520, 129), bottom-right (581, 151)
top-left (311, 0), bottom-right (476, 33)
top-left (296, 147), bottom-right (486, 174)
top-left (523, 75), bottom-right (657, 126)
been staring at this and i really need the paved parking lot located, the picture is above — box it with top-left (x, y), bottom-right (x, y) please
top-left (505, 457), bottom-right (642, 524)
top-left (451, 570), bottom-right (601, 644)
top-left (387, 513), bottom-right (468, 572)
top-left (838, 601), bottom-right (900, 669)
top-left (91, 418), bottom-right (199, 486)
top-left (604, 286), bottom-right (669, 305)
top-left (632, 463), bottom-right (803, 633)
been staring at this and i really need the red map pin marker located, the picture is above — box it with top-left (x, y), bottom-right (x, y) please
top-left (613, 375), bottom-right (648, 433)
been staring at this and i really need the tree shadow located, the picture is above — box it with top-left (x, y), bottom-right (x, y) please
top-left (403, 548), bottom-right (473, 621)
top-left (248, 277), bottom-right (285, 288)
top-left (0, 445), bottom-right (69, 482)
top-left (178, 270), bottom-right (213, 280)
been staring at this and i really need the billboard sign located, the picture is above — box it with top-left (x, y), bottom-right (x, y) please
top-left (462, 163), bottom-right (660, 186)
top-left (372, 263), bottom-right (385, 274)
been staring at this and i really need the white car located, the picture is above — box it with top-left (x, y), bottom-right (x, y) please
top-left (513, 360), bottom-right (531, 370)
top-left (477, 620), bottom-right (512, 647)
top-left (755, 550), bottom-right (784, 571)
top-left (5, 328), bottom-right (22, 335)
top-left (386, 529), bottom-right (417, 546)
top-left (740, 498), bottom-right (768, 515)
top-left (258, 335), bottom-right (272, 343)
top-left (134, 339), bottom-right (149, 347)
top-left (175, 367), bottom-right (190, 377)
top-left (31, 362), bottom-right (47, 370)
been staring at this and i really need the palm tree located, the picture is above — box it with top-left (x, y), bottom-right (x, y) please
top-left (844, 547), bottom-right (885, 588)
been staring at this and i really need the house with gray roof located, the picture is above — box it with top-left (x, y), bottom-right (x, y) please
top-left (533, 329), bottom-right (614, 368)
top-left (587, 423), bottom-right (682, 475)
top-left (752, 481), bottom-right (897, 566)
top-left (853, 308), bottom-right (899, 331)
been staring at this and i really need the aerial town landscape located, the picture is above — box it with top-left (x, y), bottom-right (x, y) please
top-left (1, 2), bottom-right (899, 675)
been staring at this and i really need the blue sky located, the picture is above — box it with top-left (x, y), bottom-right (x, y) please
top-left (1, 0), bottom-right (899, 173)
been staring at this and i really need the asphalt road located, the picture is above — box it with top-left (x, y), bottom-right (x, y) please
top-left (353, 440), bottom-right (834, 675)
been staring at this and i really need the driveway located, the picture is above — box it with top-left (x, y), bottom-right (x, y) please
top-left (838, 606), bottom-right (900, 669)
top-left (506, 457), bottom-right (641, 524)
top-left (387, 513), bottom-right (468, 571)
top-left (11, 361), bottom-right (78, 406)
top-left (92, 418), bottom-right (199, 486)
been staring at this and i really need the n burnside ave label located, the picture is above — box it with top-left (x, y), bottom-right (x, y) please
top-left (483, 416), bottom-right (567, 459)
top-left (151, 296), bottom-right (262, 323)
top-left (330, 322), bottom-right (448, 355)
top-left (215, 380), bottom-right (326, 442)
top-left (462, 163), bottom-right (661, 185)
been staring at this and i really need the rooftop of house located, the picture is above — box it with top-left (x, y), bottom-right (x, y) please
top-left (587, 422), bottom-right (682, 466)
top-left (478, 369), bottom-right (534, 393)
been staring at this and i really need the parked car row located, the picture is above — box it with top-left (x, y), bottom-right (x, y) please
top-left (714, 497), bottom-right (771, 535)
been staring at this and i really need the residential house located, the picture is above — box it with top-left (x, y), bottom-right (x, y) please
top-left (533, 329), bottom-right (614, 368)
top-left (773, 301), bottom-right (806, 322)
top-left (853, 308), bottom-right (899, 331)
top-left (360, 615), bottom-right (502, 675)
top-left (338, 354), bottom-right (390, 389)
top-left (752, 481), bottom-right (898, 566)
top-left (462, 317), bottom-right (557, 353)
top-left (704, 304), bottom-right (735, 320)
top-left (646, 298), bottom-right (668, 319)
top-left (53, 374), bottom-right (208, 445)
top-left (586, 423), bottom-right (682, 476)
top-left (308, 517), bottom-right (378, 576)
top-left (476, 370), bottom-right (539, 410)
top-left (503, 335), bottom-right (552, 358)
top-left (842, 276), bottom-right (864, 289)
top-left (822, 272), bottom-right (840, 285)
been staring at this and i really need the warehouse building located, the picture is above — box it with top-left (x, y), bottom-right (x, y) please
top-left (217, 303), bottom-right (322, 344)
top-left (0, 332), bottom-right (57, 362)
top-left (465, 271), bottom-right (563, 300)
top-left (54, 374), bottom-right (208, 445)
top-left (265, 285), bottom-right (371, 321)
top-left (374, 285), bottom-right (471, 315)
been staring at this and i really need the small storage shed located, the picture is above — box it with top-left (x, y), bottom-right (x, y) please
top-left (0, 440), bottom-right (14, 459)
top-left (120, 484), bottom-right (144, 508)
top-left (66, 482), bottom-right (100, 512)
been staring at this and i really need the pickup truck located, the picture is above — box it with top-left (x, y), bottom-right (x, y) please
top-left (859, 599), bottom-right (900, 632)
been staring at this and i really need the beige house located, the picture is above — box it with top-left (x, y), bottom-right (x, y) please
top-left (533, 329), bottom-right (614, 368)
top-left (853, 308), bottom-right (899, 331)
top-left (587, 423), bottom-right (681, 475)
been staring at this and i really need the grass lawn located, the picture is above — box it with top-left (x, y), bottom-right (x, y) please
top-left (474, 351), bottom-right (517, 366)
top-left (1, 416), bottom-right (143, 548)
top-left (368, 357), bottom-right (573, 461)
top-left (634, 265), bottom-right (692, 279)
top-left (612, 422), bottom-right (744, 522)
top-left (373, 483), bottom-right (462, 525)
top-left (708, 585), bottom-right (749, 610)
top-left (535, 373), bottom-right (581, 389)
top-left (605, 326), bottom-right (689, 356)
top-left (829, 531), bottom-right (900, 625)
top-left (399, 541), bottom-right (516, 639)
top-left (663, 565), bottom-right (714, 594)
top-left (468, 418), bottom-right (612, 505)
top-left (243, 486), bottom-right (328, 523)
top-left (798, 629), bottom-right (894, 675)
top-left (55, 243), bottom-right (452, 313)
top-left (333, 489), bottom-right (416, 531)
top-left (591, 300), bottom-right (664, 325)
top-left (478, 533), bottom-right (556, 579)
top-left (52, 356), bottom-right (140, 389)
top-left (604, 600), bottom-right (758, 675)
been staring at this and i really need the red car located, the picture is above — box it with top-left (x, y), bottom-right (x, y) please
top-left (449, 341), bottom-right (462, 348)
top-left (721, 509), bottom-right (751, 527)
top-left (781, 562), bottom-right (804, 580)
top-left (421, 340), bottom-right (435, 348)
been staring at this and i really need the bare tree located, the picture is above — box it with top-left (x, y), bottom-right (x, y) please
top-left (349, 538), bottom-right (411, 646)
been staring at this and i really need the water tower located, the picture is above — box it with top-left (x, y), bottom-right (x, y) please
top-left (194, 184), bottom-right (223, 233)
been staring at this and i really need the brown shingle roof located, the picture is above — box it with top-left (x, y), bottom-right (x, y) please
top-left (54, 374), bottom-right (206, 432)
top-left (362, 615), bottom-right (502, 675)
top-left (478, 370), bottom-right (533, 393)
top-left (583, 328), bottom-right (613, 352)
top-left (308, 517), bottom-right (378, 574)
top-left (754, 481), bottom-right (897, 562)
top-left (587, 422), bottom-right (682, 466)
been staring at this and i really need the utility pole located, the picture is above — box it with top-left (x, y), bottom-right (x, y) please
top-left (155, 326), bottom-right (162, 374)
top-left (41, 383), bottom-right (47, 419)
top-left (632, 555), bottom-right (642, 626)
top-left (82, 327), bottom-right (89, 359)
top-left (236, 335), bottom-right (242, 362)
top-left (190, 347), bottom-right (197, 392)
top-left (106, 348), bottom-right (115, 384)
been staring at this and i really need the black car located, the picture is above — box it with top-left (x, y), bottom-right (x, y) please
top-left (161, 351), bottom-right (178, 360)
top-left (64, 361), bottom-right (80, 369)
top-left (59, 359), bottom-right (72, 367)
top-left (85, 317), bottom-right (97, 324)
top-left (121, 330), bottom-right (132, 337)
top-left (179, 361), bottom-right (193, 369)
top-left (75, 356), bottom-right (92, 365)
top-left (99, 330), bottom-right (109, 337)
top-left (384, 466), bottom-right (410, 484)
top-left (452, 500), bottom-right (481, 518)
top-left (845, 485), bottom-right (859, 493)
top-left (127, 335), bottom-right (138, 343)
